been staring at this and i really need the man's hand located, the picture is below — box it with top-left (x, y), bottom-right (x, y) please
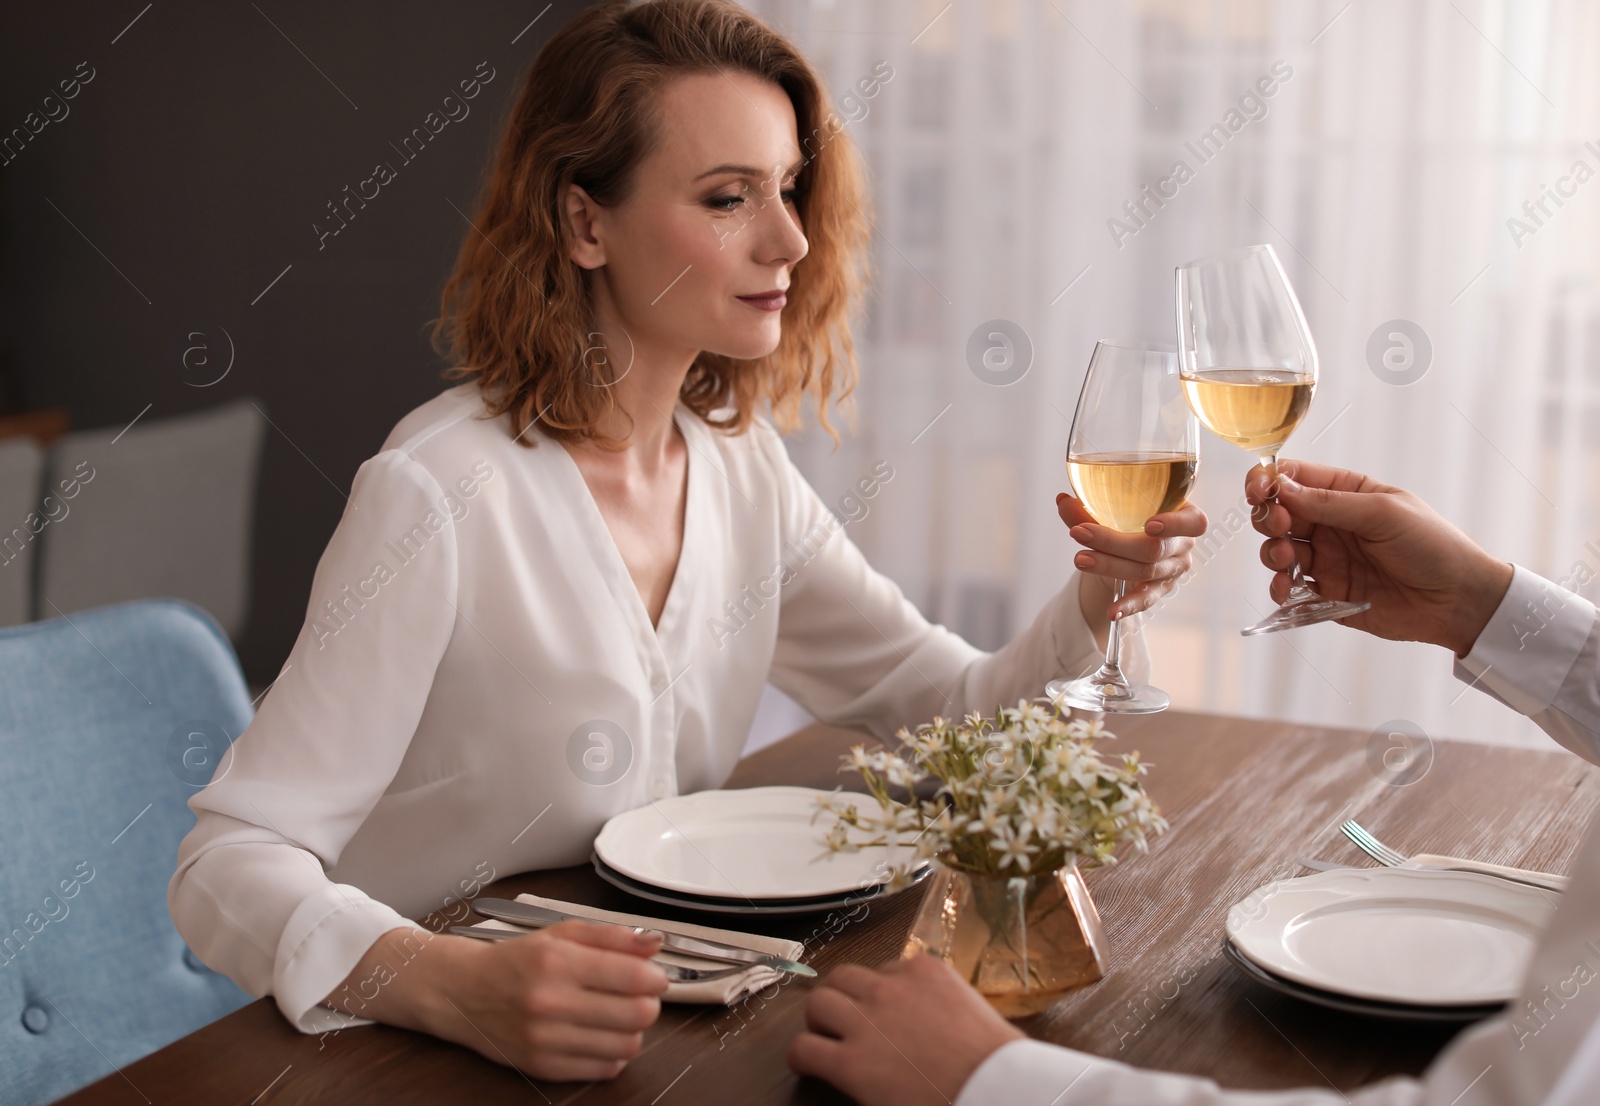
top-left (787, 955), bottom-right (1024, 1106)
top-left (1060, 495), bottom-right (1208, 639)
top-left (1247, 459), bottom-right (1513, 656)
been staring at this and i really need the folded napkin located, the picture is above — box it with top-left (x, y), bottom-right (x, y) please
top-left (473, 893), bottom-right (806, 1005)
top-left (1405, 853), bottom-right (1568, 892)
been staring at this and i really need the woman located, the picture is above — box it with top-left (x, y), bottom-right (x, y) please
top-left (168, 0), bottom-right (1205, 1082)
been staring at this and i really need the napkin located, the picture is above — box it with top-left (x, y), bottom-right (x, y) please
top-left (473, 893), bottom-right (807, 1005)
top-left (1405, 854), bottom-right (1569, 892)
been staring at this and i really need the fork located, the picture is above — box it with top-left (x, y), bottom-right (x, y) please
top-left (1339, 821), bottom-right (1409, 867)
top-left (1339, 820), bottom-right (1568, 893)
top-left (446, 925), bottom-right (768, 981)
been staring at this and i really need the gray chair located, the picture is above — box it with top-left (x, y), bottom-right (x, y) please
top-left (0, 438), bottom-right (44, 626)
top-left (35, 399), bottom-right (266, 641)
top-left (0, 599), bottom-right (254, 1104)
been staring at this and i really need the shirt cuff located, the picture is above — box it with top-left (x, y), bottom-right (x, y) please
top-left (1050, 574), bottom-right (1102, 676)
top-left (273, 881), bottom-right (425, 1034)
top-left (960, 1038), bottom-right (1178, 1105)
top-left (957, 1037), bottom-right (1387, 1105)
top-left (958, 1039), bottom-right (1092, 1105)
top-left (1453, 563), bottom-right (1595, 718)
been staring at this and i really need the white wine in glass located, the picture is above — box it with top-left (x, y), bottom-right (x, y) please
top-left (1179, 369), bottom-right (1313, 455)
top-left (1046, 342), bottom-right (1198, 715)
top-left (1175, 244), bottom-right (1370, 635)
top-left (1067, 453), bottom-right (1196, 533)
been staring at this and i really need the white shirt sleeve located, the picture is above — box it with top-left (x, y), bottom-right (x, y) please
top-left (959, 1038), bottom-right (1422, 1105)
top-left (1453, 563), bottom-right (1600, 764)
top-left (167, 449), bottom-right (457, 1034)
top-left (956, 565), bottom-right (1600, 1106)
top-left (762, 441), bottom-right (1145, 743)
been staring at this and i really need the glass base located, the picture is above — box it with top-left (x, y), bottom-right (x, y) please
top-left (1046, 676), bottom-right (1170, 715)
top-left (1241, 595), bottom-right (1372, 636)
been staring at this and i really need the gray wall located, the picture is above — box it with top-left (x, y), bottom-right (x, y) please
top-left (0, 1), bottom-right (592, 682)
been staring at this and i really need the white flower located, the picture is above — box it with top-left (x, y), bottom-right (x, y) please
top-left (822, 703), bottom-right (1164, 876)
top-left (886, 757), bottom-right (925, 790)
top-left (990, 823), bottom-right (1037, 871)
top-left (965, 798), bottom-right (1010, 837)
top-left (1019, 795), bottom-right (1061, 839)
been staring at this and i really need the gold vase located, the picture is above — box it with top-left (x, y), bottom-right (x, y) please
top-left (901, 860), bottom-right (1108, 1017)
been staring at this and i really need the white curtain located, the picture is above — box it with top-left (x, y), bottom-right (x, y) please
top-left (739, 0), bottom-right (1600, 754)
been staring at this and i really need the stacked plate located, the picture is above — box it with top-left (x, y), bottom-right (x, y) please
top-left (593, 786), bottom-right (929, 916)
top-left (1224, 867), bottom-right (1556, 1021)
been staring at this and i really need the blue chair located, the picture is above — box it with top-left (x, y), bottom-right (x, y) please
top-left (0, 600), bottom-right (254, 1105)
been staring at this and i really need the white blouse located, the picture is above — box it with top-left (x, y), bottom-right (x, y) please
top-left (168, 382), bottom-right (1134, 1034)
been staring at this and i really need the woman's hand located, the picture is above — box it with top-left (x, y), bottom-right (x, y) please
top-left (330, 921), bottom-right (669, 1082)
top-left (1058, 493), bottom-right (1208, 631)
top-left (1246, 459), bottom-right (1513, 656)
top-left (788, 955), bottom-right (1023, 1106)
top-left (431, 921), bottom-right (668, 1081)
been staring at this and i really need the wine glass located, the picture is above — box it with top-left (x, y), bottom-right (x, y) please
top-left (1175, 243), bottom-right (1371, 636)
top-left (1046, 341), bottom-right (1197, 715)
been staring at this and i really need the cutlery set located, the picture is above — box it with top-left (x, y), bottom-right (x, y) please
top-left (1336, 820), bottom-right (1567, 892)
top-left (1295, 821), bottom-right (1566, 892)
top-left (444, 926), bottom-right (762, 984)
top-left (452, 896), bottom-right (816, 979)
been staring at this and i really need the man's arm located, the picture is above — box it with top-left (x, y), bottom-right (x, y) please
top-left (1245, 460), bottom-right (1600, 761)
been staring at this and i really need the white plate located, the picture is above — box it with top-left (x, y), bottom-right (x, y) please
top-left (592, 854), bottom-right (932, 916)
top-left (1222, 940), bottom-right (1504, 1022)
top-left (594, 786), bottom-right (918, 899)
top-left (1227, 867), bottom-right (1555, 1007)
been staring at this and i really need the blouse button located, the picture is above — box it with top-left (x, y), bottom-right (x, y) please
top-left (21, 1004), bottom-right (49, 1034)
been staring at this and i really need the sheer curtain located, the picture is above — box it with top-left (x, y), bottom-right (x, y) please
top-left (739, 0), bottom-right (1600, 754)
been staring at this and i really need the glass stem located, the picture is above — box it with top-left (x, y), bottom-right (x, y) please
top-left (1089, 580), bottom-right (1132, 699)
top-left (1263, 453), bottom-right (1320, 605)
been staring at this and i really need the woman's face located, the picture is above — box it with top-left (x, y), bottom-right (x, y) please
top-left (568, 70), bottom-right (811, 366)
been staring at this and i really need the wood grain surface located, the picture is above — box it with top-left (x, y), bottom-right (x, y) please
top-left (55, 710), bottom-right (1599, 1105)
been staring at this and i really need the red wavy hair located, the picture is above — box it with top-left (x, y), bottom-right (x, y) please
top-left (431, 0), bottom-right (873, 449)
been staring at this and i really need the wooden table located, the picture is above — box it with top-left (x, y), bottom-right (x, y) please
top-left (58, 710), bottom-right (1600, 1105)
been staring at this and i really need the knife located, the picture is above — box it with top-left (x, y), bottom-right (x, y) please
top-left (469, 897), bottom-right (817, 977)
top-left (1296, 857), bottom-right (1348, 873)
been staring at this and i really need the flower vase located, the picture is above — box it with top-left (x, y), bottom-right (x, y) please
top-left (901, 860), bottom-right (1108, 1017)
